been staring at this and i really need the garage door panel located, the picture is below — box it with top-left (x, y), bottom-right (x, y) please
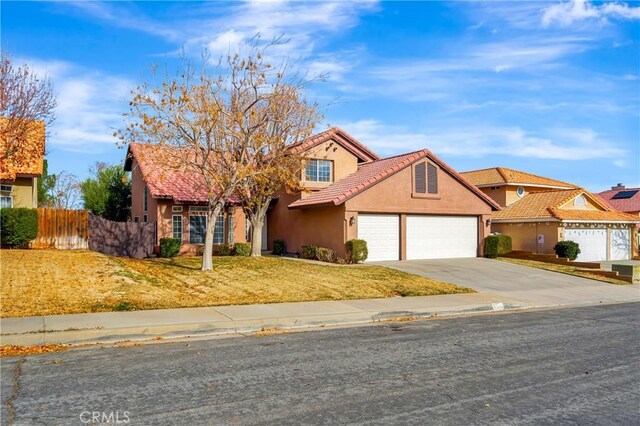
top-left (563, 228), bottom-right (607, 262)
top-left (611, 229), bottom-right (631, 261)
top-left (407, 215), bottom-right (478, 260)
top-left (358, 214), bottom-right (399, 262)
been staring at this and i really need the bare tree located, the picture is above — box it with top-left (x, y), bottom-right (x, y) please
top-left (50, 171), bottom-right (82, 209)
top-left (0, 52), bottom-right (56, 166)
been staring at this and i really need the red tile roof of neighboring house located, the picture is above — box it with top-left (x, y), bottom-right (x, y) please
top-left (597, 187), bottom-right (640, 214)
top-left (289, 127), bottom-right (380, 162)
top-left (460, 167), bottom-right (576, 189)
top-left (124, 143), bottom-right (240, 204)
top-left (289, 149), bottom-right (501, 210)
top-left (0, 118), bottom-right (45, 180)
top-left (493, 188), bottom-right (639, 222)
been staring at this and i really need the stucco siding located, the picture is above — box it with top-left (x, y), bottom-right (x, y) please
top-left (492, 222), bottom-right (561, 254)
top-left (6, 177), bottom-right (37, 208)
top-left (301, 140), bottom-right (359, 193)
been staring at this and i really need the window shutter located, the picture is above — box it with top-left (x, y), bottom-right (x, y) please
top-left (415, 162), bottom-right (426, 194)
top-left (427, 163), bottom-right (438, 194)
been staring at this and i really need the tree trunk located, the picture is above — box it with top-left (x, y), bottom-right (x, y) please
top-left (201, 203), bottom-right (222, 271)
top-left (248, 202), bottom-right (270, 257)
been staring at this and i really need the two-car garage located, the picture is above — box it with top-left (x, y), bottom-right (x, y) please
top-left (357, 214), bottom-right (479, 262)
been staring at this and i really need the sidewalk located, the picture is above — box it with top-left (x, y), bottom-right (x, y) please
top-left (1, 292), bottom-right (527, 346)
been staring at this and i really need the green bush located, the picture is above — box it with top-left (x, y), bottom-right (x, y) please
top-left (316, 247), bottom-right (336, 263)
top-left (345, 239), bottom-right (368, 264)
top-left (0, 208), bottom-right (38, 248)
top-left (218, 243), bottom-right (232, 256)
top-left (300, 245), bottom-right (318, 260)
top-left (273, 239), bottom-right (286, 255)
top-left (233, 242), bottom-right (251, 256)
top-left (554, 240), bottom-right (581, 261)
top-left (484, 234), bottom-right (512, 258)
top-left (159, 238), bottom-right (181, 258)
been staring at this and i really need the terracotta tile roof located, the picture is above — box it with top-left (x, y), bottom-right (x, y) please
top-left (460, 167), bottom-right (576, 188)
top-left (125, 143), bottom-right (239, 204)
top-left (493, 188), bottom-right (639, 222)
top-left (0, 119), bottom-right (45, 180)
top-left (289, 127), bottom-right (380, 162)
top-left (289, 149), bottom-right (501, 210)
top-left (597, 187), bottom-right (640, 214)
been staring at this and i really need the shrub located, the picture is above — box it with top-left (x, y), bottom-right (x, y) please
top-left (300, 245), bottom-right (318, 260)
top-left (0, 208), bottom-right (38, 248)
top-left (484, 234), bottom-right (512, 258)
top-left (233, 242), bottom-right (251, 256)
top-left (218, 243), bottom-right (232, 256)
top-left (316, 247), bottom-right (336, 263)
top-left (273, 239), bottom-right (286, 255)
top-left (554, 240), bottom-right (581, 261)
top-left (345, 239), bottom-right (368, 264)
top-left (159, 238), bottom-right (181, 258)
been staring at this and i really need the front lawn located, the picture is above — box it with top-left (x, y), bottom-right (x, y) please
top-left (497, 257), bottom-right (631, 285)
top-left (1, 250), bottom-right (473, 318)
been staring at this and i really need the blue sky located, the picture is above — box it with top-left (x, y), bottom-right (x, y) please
top-left (2, 0), bottom-right (639, 191)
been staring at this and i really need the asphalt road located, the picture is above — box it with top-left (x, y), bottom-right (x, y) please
top-left (2, 303), bottom-right (639, 425)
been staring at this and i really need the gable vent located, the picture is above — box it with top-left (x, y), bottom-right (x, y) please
top-left (427, 163), bottom-right (438, 194)
top-left (415, 162), bottom-right (426, 193)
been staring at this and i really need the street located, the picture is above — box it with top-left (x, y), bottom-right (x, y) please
top-left (2, 303), bottom-right (639, 425)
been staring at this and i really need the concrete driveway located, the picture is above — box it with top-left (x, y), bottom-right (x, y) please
top-left (373, 258), bottom-right (640, 308)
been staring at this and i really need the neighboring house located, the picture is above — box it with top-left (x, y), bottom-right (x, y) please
top-left (125, 128), bottom-right (500, 261)
top-left (0, 119), bottom-right (45, 208)
top-left (124, 143), bottom-right (249, 254)
top-left (460, 167), bottom-right (576, 207)
top-left (597, 184), bottom-right (640, 217)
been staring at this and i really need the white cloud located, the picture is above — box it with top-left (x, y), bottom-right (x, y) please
top-left (335, 119), bottom-right (626, 161)
top-left (22, 58), bottom-right (132, 153)
top-left (542, 0), bottom-right (640, 27)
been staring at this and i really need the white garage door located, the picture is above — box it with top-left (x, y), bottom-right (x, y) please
top-left (357, 214), bottom-right (399, 261)
top-left (610, 228), bottom-right (631, 261)
top-left (563, 228), bottom-right (607, 262)
top-left (406, 215), bottom-right (478, 260)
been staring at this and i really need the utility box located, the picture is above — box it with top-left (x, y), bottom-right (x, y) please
top-left (611, 264), bottom-right (640, 284)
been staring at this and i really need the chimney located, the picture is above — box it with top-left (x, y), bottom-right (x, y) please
top-left (612, 183), bottom-right (625, 190)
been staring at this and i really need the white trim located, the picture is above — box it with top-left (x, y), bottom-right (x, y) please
top-left (492, 218), bottom-right (559, 223)
top-left (172, 214), bottom-right (183, 240)
top-left (562, 220), bottom-right (639, 224)
top-left (0, 195), bottom-right (13, 208)
top-left (0, 184), bottom-right (13, 192)
top-left (172, 206), bottom-right (183, 212)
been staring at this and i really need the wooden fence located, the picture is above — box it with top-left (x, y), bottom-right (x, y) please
top-left (30, 208), bottom-right (156, 258)
top-left (31, 208), bottom-right (89, 249)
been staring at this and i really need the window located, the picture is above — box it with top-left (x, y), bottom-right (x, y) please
top-left (189, 206), bottom-right (209, 212)
top-left (143, 214), bottom-right (148, 223)
top-left (189, 216), bottom-right (207, 244)
top-left (134, 216), bottom-right (139, 223)
top-left (172, 215), bottom-right (183, 240)
top-left (490, 186), bottom-right (502, 190)
top-left (0, 184), bottom-right (12, 193)
top-left (305, 159), bottom-right (332, 182)
top-left (1, 196), bottom-right (13, 208)
top-left (172, 206), bottom-right (183, 213)
top-left (143, 186), bottom-right (148, 212)
top-left (427, 163), bottom-right (438, 194)
top-left (227, 215), bottom-right (235, 244)
top-left (574, 194), bottom-right (587, 206)
top-left (516, 186), bottom-right (525, 198)
top-left (213, 215), bottom-right (225, 244)
top-left (414, 162), bottom-right (426, 194)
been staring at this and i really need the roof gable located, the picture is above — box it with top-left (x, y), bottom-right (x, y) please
top-left (289, 127), bottom-right (380, 163)
top-left (289, 149), bottom-right (500, 210)
top-left (461, 167), bottom-right (576, 189)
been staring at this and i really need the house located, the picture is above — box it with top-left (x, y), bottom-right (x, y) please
top-left (125, 128), bottom-right (500, 261)
top-left (462, 167), bottom-right (638, 261)
top-left (597, 184), bottom-right (640, 217)
top-left (0, 119), bottom-right (45, 208)
top-left (460, 166), bottom-right (576, 207)
top-left (268, 128), bottom-right (500, 261)
top-left (124, 143), bottom-right (249, 254)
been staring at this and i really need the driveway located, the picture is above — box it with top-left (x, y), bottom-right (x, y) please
top-left (373, 258), bottom-right (640, 308)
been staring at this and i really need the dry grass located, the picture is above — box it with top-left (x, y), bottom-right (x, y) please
top-left (1, 249), bottom-right (473, 318)
top-left (0, 344), bottom-right (68, 358)
top-left (497, 257), bottom-right (631, 285)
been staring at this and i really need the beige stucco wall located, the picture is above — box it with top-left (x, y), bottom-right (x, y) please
top-left (492, 222), bottom-right (561, 254)
top-left (5, 177), bottom-right (38, 208)
top-left (481, 185), bottom-right (570, 207)
top-left (301, 140), bottom-right (359, 193)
